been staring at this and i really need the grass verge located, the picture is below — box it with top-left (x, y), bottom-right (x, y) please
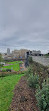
top-left (0, 74), bottom-right (23, 111)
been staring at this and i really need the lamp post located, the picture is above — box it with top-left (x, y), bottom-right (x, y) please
top-left (25, 52), bottom-right (29, 67)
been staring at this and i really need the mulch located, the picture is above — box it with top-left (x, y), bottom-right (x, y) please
top-left (9, 76), bottom-right (39, 111)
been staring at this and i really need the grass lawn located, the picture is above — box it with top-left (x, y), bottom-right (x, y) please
top-left (2, 61), bottom-right (23, 71)
top-left (0, 74), bottom-right (23, 111)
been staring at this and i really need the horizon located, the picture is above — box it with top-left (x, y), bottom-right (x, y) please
top-left (0, 47), bottom-right (48, 54)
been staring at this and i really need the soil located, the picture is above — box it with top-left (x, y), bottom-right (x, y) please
top-left (9, 76), bottom-right (39, 111)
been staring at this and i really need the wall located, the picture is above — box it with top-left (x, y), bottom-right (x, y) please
top-left (32, 56), bottom-right (49, 66)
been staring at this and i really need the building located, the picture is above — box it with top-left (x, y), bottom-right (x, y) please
top-left (25, 50), bottom-right (42, 57)
top-left (19, 49), bottom-right (28, 58)
top-left (7, 48), bottom-right (10, 55)
top-left (2, 49), bottom-right (30, 60)
top-left (12, 49), bottom-right (28, 59)
top-left (32, 50), bottom-right (41, 56)
top-left (12, 50), bottom-right (20, 58)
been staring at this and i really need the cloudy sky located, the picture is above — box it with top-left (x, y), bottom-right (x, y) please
top-left (0, 0), bottom-right (49, 53)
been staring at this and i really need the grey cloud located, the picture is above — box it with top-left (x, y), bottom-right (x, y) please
top-left (0, 0), bottom-right (49, 53)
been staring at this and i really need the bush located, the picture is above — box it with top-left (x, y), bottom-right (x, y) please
top-left (28, 56), bottom-right (33, 64)
top-left (0, 64), bottom-right (4, 67)
top-left (2, 70), bottom-right (6, 72)
top-left (36, 84), bottom-right (49, 111)
top-left (6, 69), bottom-right (11, 72)
top-left (25, 66), bottom-right (33, 77)
top-left (27, 74), bottom-right (39, 88)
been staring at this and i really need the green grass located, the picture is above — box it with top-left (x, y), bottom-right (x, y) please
top-left (44, 54), bottom-right (49, 57)
top-left (2, 61), bottom-right (22, 71)
top-left (0, 74), bottom-right (23, 111)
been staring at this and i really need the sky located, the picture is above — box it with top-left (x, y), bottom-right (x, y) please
top-left (0, 0), bottom-right (49, 54)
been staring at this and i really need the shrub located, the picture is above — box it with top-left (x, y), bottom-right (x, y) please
top-left (25, 66), bottom-right (33, 78)
top-left (27, 74), bottom-right (39, 88)
top-left (2, 70), bottom-right (6, 72)
top-left (6, 69), bottom-right (11, 72)
top-left (0, 64), bottom-right (3, 67)
top-left (28, 56), bottom-right (33, 64)
top-left (36, 83), bottom-right (49, 111)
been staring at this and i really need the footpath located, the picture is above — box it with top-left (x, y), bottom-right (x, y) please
top-left (9, 76), bottom-right (39, 111)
